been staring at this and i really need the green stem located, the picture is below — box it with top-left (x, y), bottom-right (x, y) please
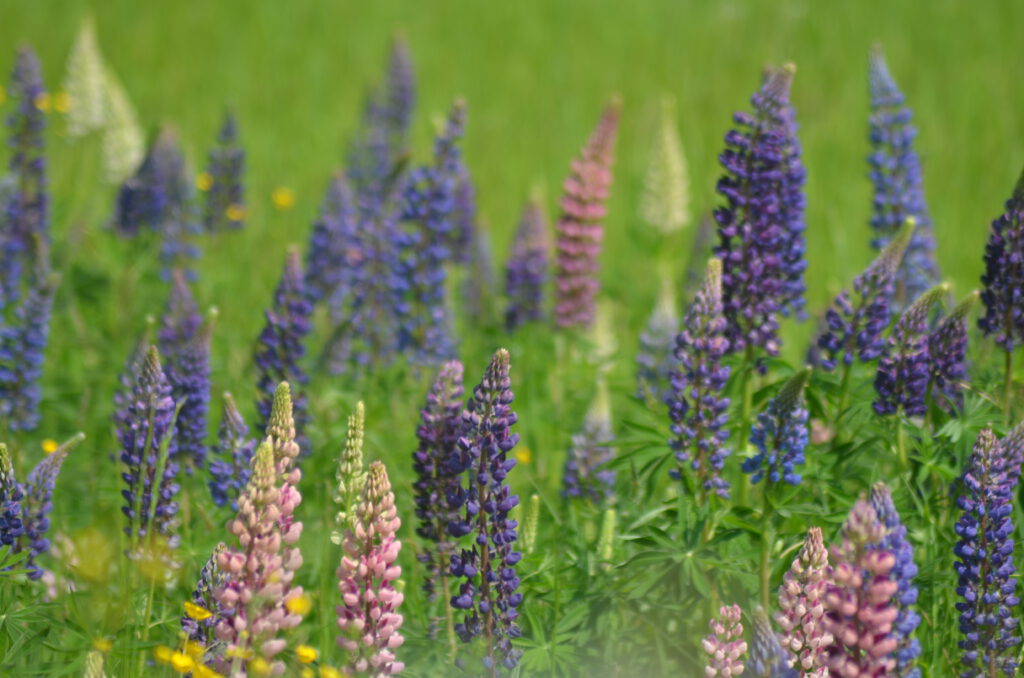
top-left (137, 575), bottom-right (157, 677)
top-left (1005, 349), bottom-right (1014, 422)
top-left (737, 346), bottom-right (755, 507)
top-left (759, 487), bottom-right (774, 610)
top-left (442, 572), bottom-right (457, 662)
top-left (896, 415), bottom-right (908, 471)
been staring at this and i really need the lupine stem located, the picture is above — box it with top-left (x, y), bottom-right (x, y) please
top-left (896, 415), bottom-right (908, 470)
top-left (759, 487), bottom-right (774, 610)
top-left (1004, 349), bottom-right (1014, 421)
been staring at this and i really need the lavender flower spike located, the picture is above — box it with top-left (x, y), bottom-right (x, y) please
top-left (743, 367), bottom-right (811, 486)
top-left (202, 112), bottom-right (245, 232)
top-left (504, 198), bottom-right (550, 331)
top-left (305, 173), bottom-right (357, 307)
top-left (562, 378), bottom-right (616, 504)
top-left (667, 258), bottom-right (732, 498)
top-left (979, 164), bottom-right (1024, 351)
top-left (635, 269), bottom-right (680, 404)
top-left (775, 526), bottom-right (831, 678)
top-left (169, 307), bottom-right (215, 471)
top-left (954, 429), bottom-right (1021, 677)
top-left (927, 291), bottom-right (977, 413)
top-left (0, 445), bottom-right (23, 547)
top-left (873, 283), bottom-right (947, 417)
top-left (554, 100), bottom-right (621, 330)
top-left (208, 393), bottom-right (255, 510)
top-left (702, 604), bottom-right (747, 678)
top-left (816, 218), bottom-right (914, 371)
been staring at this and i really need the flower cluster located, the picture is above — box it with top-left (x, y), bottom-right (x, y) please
top-left (927, 291), bottom-right (976, 413)
top-left (505, 198), bottom-right (550, 331)
top-left (562, 379), bottom-right (616, 504)
top-left (208, 393), bottom-right (255, 510)
top-left (182, 543), bottom-right (226, 644)
top-left (744, 368), bottom-right (810, 486)
top-left (201, 112), bottom-right (245, 232)
top-left (0, 445), bottom-right (23, 547)
top-left (635, 272), bottom-right (679, 404)
top-left (640, 96), bottom-right (690, 235)
top-left (333, 401), bottom-right (367, 542)
top-left (979, 165), bottom-right (1024, 351)
top-left (746, 608), bottom-right (798, 678)
top-left (776, 526), bottom-right (831, 678)
top-left (702, 604), bottom-right (747, 677)
top-left (305, 173), bottom-right (358, 307)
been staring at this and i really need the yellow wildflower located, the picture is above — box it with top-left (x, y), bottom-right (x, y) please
top-left (295, 644), bottom-right (318, 664)
top-left (196, 172), bottom-right (213, 192)
top-left (183, 601), bottom-right (213, 621)
top-left (154, 645), bottom-right (175, 664)
top-left (33, 92), bottom-right (51, 112)
top-left (224, 645), bottom-right (254, 661)
top-left (54, 91), bottom-right (72, 114)
top-left (320, 668), bottom-right (344, 678)
top-left (225, 203), bottom-right (246, 222)
top-left (515, 446), bottom-right (533, 464)
top-left (285, 593), bottom-right (312, 616)
top-left (193, 665), bottom-right (225, 678)
top-left (271, 186), bottom-right (296, 210)
top-left (184, 640), bottom-right (205, 659)
top-left (91, 637), bottom-right (112, 653)
top-left (170, 651), bottom-right (194, 673)
top-left (248, 657), bottom-right (272, 676)
top-left (301, 669), bottom-right (315, 678)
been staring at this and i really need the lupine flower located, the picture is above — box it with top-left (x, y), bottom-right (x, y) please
top-left (113, 316), bottom-right (155, 438)
top-left (554, 100), bottom-right (620, 330)
top-left (775, 66), bottom-right (808, 323)
top-left (979, 165), bottom-right (1024, 351)
top-left (635, 271), bottom-right (679, 403)
top-left (169, 309), bottom-right (214, 471)
top-left (337, 460), bottom-right (406, 677)
top-left (463, 209), bottom-right (496, 326)
top-left (450, 164), bottom-right (478, 266)
top-left (927, 291), bottom-right (976, 413)
top-left (999, 421), bottom-right (1024, 488)
top-left (744, 367), bottom-right (811, 486)
top-left (412, 361), bottom-right (465, 600)
top-left (100, 65), bottom-right (144, 184)
top-left (562, 378), bottom-right (615, 504)
top-left (816, 219), bottom-right (914, 371)
top-left (333, 401), bottom-right (366, 544)
top-left (201, 112), bottom-right (245, 232)
top-left (869, 483), bottom-right (920, 678)
top-left (867, 46), bottom-right (941, 309)
top-left (684, 214), bottom-right (717, 299)
top-left (667, 258), bottom-right (732, 498)
top-left (954, 428), bottom-right (1021, 677)
top-left (703, 604), bottom-right (747, 678)
top-left (305, 173), bottom-right (358, 307)
top-left (640, 96), bottom-right (690, 235)
top-left (776, 526), bottom-right (831, 678)
top-left (873, 284), bottom-right (946, 417)
top-left (118, 347), bottom-right (181, 557)
top-left (63, 17), bottom-right (107, 137)
top-left (504, 198), bottom-right (550, 330)
top-left (255, 247), bottom-right (312, 452)
top-left (0, 445), bottom-right (23, 547)
top-left (824, 498), bottom-right (899, 677)
top-left (182, 543), bottom-right (226, 644)
top-left (745, 608), bottom-right (798, 678)
top-left (447, 349), bottom-right (523, 671)
top-left (208, 393), bottom-right (255, 510)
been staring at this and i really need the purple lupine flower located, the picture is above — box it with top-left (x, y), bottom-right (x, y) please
top-left (305, 173), bottom-right (358, 306)
top-left (1000, 421), bottom-right (1024, 488)
top-left (744, 367), bottom-right (811, 486)
top-left (463, 207), bottom-right (497, 327)
top-left (554, 101), bottom-right (620, 330)
top-left (182, 543), bottom-right (226, 644)
top-left (816, 219), bottom-right (914, 371)
top-left (702, 604), bottom-right (748, 678)
top-left (208, 393), bottom-right (255, 511)
top-left (447, 349), bottom-right (523, 671)
top-left (954, 429), bottom-right (1021, 677)
top-left (0, 445), bottom-right (23, 547)
top-left (412, 360), bottom-right (465, 601)
top-left (869, 483), bottom-right (920, 678)
top-left (776, 65), bottom-right (808, 322)
top-left (979, 165), bottom-right (1024, 351)
top-left (776, 527), bottom-right (831, 678)
top-left (824, 498), bottom-right (899, 677)
top-left (117, 347), bottom-right (181, 554)
top-left (562, 379), bottom-right (616, 504)
top-left (744, 608), bottom-right (798, 678)
top-left (684, 214), bottom-right (717, 299)
top-left (18, 434), bottom-right (84, 579)
top-left (255, 247), bottom-right (312, 452)
top-left (927, 291), bottom-right (976, 413)
top-left (868, 47), bottom-right (941, 310)
top-left (505, 198), bottom-right (550, 331)
top-left (201, 112), bottom-right (245, 232)
top-left (635, 272), bottom-right (680, 404)
top-left (113, 316), bottom-right (155, 438)
top-left (873, 284), bottom-right (946, 417)
top-left (667, 258), bottom-right (732, 498)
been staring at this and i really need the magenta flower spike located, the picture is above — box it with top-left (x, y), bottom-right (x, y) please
top-left (702, 603), bottom-right (748, 677)
top-left (776, 526), bottom-right (832, 678)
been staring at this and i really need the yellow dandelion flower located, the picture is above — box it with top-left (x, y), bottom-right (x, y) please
top-left (154, 645), bottom-right (175, 664)
top-left (301, 669), bottom-right (315, 678)
top-left (41, 439), bottom-right (58, 455)
top-left (515, 446), bottom-right (533, 464)
top-left (295, 644), bottom-right (318, 664)
top-left (196, 171), bottom-right (213, 192)
top-left (170, 652), bottom-right (194, 674)
top-left (248, 657), bottom-right (272, 676)
top-left (225, 203), bottom-right (246, 222)
top-left (183, 601), bottom-right (213, 621)
top-left (33, 92), bottom-right (51, 113)
top-left (285, 593), bottom-right (312, 616)
top-left (320, 668), bottom-right (344, 678)
top-left (54, 91), bottom-right (72, 114)
top-left (184, 640), bottom-right (205, 659)
top-left (193, 665), bottom-right (225, 678)
top-left (92, 637), bottom-right (112, 653)
top-left (271, 186), bottom-right (296, 210)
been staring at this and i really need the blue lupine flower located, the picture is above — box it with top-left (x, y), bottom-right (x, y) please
top-left (19, 433), bottom-right (83, 579)
top-left (305, 173), bottom-right (358, 306)
top-left (208, 393), bottom-right (255, 511)
top-left (505, 199), bottom-right (550, 331)
top-left (182, 543), bottom-right (226, 643)
top-left (0, 445), bottom-right (24, 547)
top-left (979, 165), bottom-right (1024, 351)
top-left (927, 292), bottom-right (976, 413)
top-left (868, 47), bottom-right (941, 310)
top-left (562, 379), bottom-right (616, 504)
top-left (202, 112), bottom-right (245, 232)
top-left (743, 608), bottom-right (798, 678)
top-left (743, 368), bottom-right (811, 486)
top-left (635, 273), bottom-right (679, 404)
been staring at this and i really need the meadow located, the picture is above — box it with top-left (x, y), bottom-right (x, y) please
top-left (1, 1), bottom-right (1024, 676)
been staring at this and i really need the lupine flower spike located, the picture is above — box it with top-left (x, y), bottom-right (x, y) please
top-left (333, 401), bottom-right (366, 544)
top-left (954, 428), bottom-right (1021, 677)
top-left (776, 526), bottom-right (831, 678)
top-left (746, 607), bottom-right (798, 678)
top-left (702, 604), bottom-right (747, 678)
top-left (305, 173), bottom-right (358, 307)
top-left (100, 65), bottom-right (144, 184)
top-left (554, 99), bottom-right (621, 329)
top-left (562, 378), bottom-right (616, 504)
top-left (504, 197), bottom-right (550, 330)
top-left (202, 112), bottom-right (246, 232)
top-left (667, 258), bottom-right (732, 499)
top-left (927, 291), bottom-right (977, 413)
top-left (824, 498), bottom-right (899, 677)
top-left (208, 393), bottom-right (255, 510)
top-left (641, 96), bottom-right (690, 235)
top-left (744, 367), bottom-right (811, 486)
top-left (635, 269), bottom-right (680, 404)
top-left (0, 445), bottom-right (23, 547)
top-left (337, 461), bottom-right (406, 677)
top-left (171, 308), bottom-right (215, 471)
top-left (63, 17), bottom-right (107, 137)
top-left (182, 543), bottom-right (226, 644)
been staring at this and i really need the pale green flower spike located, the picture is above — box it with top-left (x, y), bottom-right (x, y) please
top-left (590, 301), bottom-right (617, 372)
top-left (101, 65), bottom-right (144, 184)
top-left (640, 96), bottom-right (690, 235)
top-left (267, 382), bottom-right (299, 475)
top-left (332, 401), bottom-right (367, 544)
top-left (521, 494), bottom-right (541, 555)
top-left (63, 16), bottom-right (107, 137)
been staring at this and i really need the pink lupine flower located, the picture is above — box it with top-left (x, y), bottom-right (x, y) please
top-left (776, 526), bottom-right (832, 677)
top-left (703, 604), bottom-right (747, 677)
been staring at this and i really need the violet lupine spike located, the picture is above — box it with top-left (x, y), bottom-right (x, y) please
top-left (167, 308), bottom-right (215, 472)
top-left (337, 460), bottom-right (406, 677)
top-left (1000, 421), bottom-right (1024, 488)
top-left (927, 291), bottom-right (977, 414)
top-left (255, 248), bottom-right (312, 453)
top-left (553, 100), bottom-right (621, 330)
top-left (447, 349), bottom-right (523, 672)
top-left (954, 428), bottom-right (1021, 677)
top-left (979, 165), bottom-right (1024, 351)
top-left (775, 526), bottom-right (831, 678)
top-left (505, 198), bottom-right (550, 331)
top-left (873, 283), bottom-right (947, 417)
top-left (0, 445), bottom-right (23, 547)
top-left (113, 316), bottom-right (155, 437)
top-left (684, 214), bottom-right (717, 299)
top-left (869, 483), bottom-right (921, 678)
top-left (824, 498), bottom-right (899, 678)
top-left (208, 392), bottom-right (255, 511)
top-left (305, 173), bottom-right (358, 307)
top-left (816, 219), bottom-right (914, 371)
top-left (182, 542), bottom-right (226, 644)
top-left (450, 166), bottom-right (478, 266)
top-left (158, 269), bottom-right (201, 355)
top-left (412, 361), bottom-right (465, 601)
top-left (667, 258), bottom-right (732, 498)
top-left (702, 604), bottom-right (748, 678)
top-left (2, 260), bottom-right (58, 432)
top-left (745, 608), bottom-right (798, 678)
top-left (868, 46), bottom-right (941, 310)
top-left (202, 111), bottom-right (245, 232)
top-left (744, 367), bottom-right (811, 486)
top-left (562, 378), bottom-right (616, 504)
top-left (635, 271), bottom-right (679, 404)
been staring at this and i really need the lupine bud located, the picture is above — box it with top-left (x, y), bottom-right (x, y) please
top-left (505, 199), bottom-right (550, 331)
top-left (979, 164), bottom-right (1024, 351)
top-left (562, 378), bottom-right (615, 504)
top-left (202, 112), bottom-right (245, 232)
top-left (640, 97), bottom-right (690, 235)
top-left (744, 368), bottom-right (811, 486)
top-left (208, 393), bottom-right (256, 510)
top-left (333, 401), bottom-right (367, 544)
top-left (927, 291), bottom-right (976, 414)
top-left (703, 604), bottom-right (747, 678)
top-left (63, 17), bottom-right (107, 137)
top-left (776, 526), bottom-right (831, 678)
top-left (635, 270), bottom-right (680, 404)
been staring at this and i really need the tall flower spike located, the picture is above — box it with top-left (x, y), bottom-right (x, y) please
top-left (1000, 419), bottom-right (1024, 488)
top-left (169, 308), bottom-right (215, 471)
top-left (744, 367), bottom-right (811, 486)
top-left (816, 218), bottom-right (914, 370)
top-left (868, 46), bottom-right (941, 309)
top-left (18, 433), bottom-right (84, 579)
top-left (640, 96), bottom-right (690, 235)
top-left (776, 526), bottom-right (831, 678)
top-left (305, 173), bottom-right (358, 307)
top-left (562, 378), bottom-right (616, 504)
top-left (447, 349), bottom-right (523, 671)
top-left (182, 542), bottom-right (226, 644)
top-left (450, 162), bottom-right (478, 265)
top-left (702, 604), bottom-right (747, 678)
top-left (63, 17), bottom-right (107, 137)
top-left (954, 429), bottom-right (1021, 677)
top-left (554, 99), bottom-right (621, 330)
top-left (463, 213), bottom-right (497, 326)
top-left (635, 269), bottom-right (680, 404)
top-left (667, 258), bottom-right (732, 498)
top-left (746, 607), bottom-right (798, 678)
top-left (505, 198), bottom-right (550, 330)
top-left (202, 111), bottom-right (246, 232)
top-left (927, 291), bottom-right (977, 413)
top-left (873, 283), bottom-right (947, 417)
top-left (869, 483), bottom-right (920, 678)
top-left (824, 498), bottom-right (899, 677)
top-left (0, 445), bottom-right (23, 547)
top-left (333, 401), bottom-right (366, 544)
top-left (684, 214), bottom-right (717, 299)
top-left (100, 65), bottom-right (144, 184)
top-left (208, 392), bottom-right (255, 510)
top-left (337, 461), bottom-right (406, 677)
top-left (979, 164), bottom-right (1024, 351)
